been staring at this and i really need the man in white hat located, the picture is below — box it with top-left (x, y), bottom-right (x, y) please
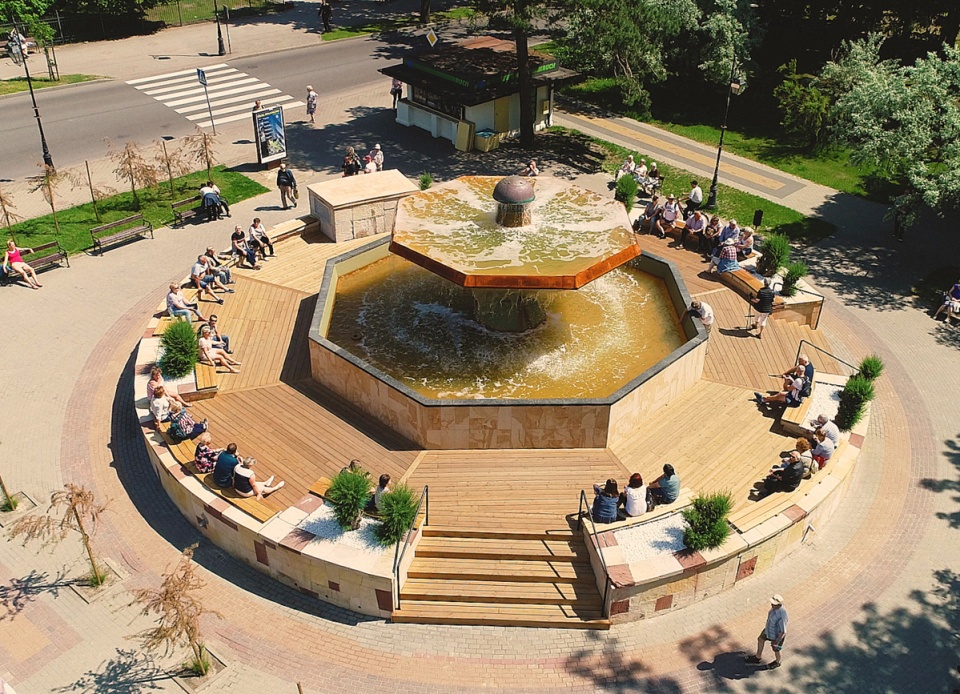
top-left (370, 143), bottom-right (384, 171)
top-left (747, 594), bottom-right (789, 668)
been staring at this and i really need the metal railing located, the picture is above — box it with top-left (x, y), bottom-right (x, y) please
top-left (795, 339), bottom-right (859, 376)
top-left (578, 489), bottom-right (611, 618)
top-left (770, 280), bottom-right (826, 330)
top-left (392, 485), bottom-right (428, 611)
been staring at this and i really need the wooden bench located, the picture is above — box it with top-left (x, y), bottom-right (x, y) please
top-left (1, 240), bottom-right (68, 286)
top-left (588, 487), bottom-right (696, 534)
top-left (172, 195), bottom-right (208, 228)
top-left (717, 268), bottom-right (785, 312)
top-left (90, 214), bottom-right (153, 254)
top-left (195, 362), bottom-right (219, 391)
top-left (779, 381), bottom-right (815, 437)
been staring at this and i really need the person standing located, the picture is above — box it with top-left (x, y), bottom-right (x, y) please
top-left (750, 277), bottom-right (776, 339)
top-left (341, 147), bottom-right (362, 177)
top-left (747, 595), bottom-right (789, 669)
top-left (320, 1), bottom-right (332, 32)
top-left (276, 163), bottom-right (297, 209)
top-left (390, 78), bottom-right (403, 109)
top-left (688, 300), bottom-right (714, 337)
top-left (371, 143), bottom-right (384, 171)
top-left (306, 85), bottom-right (318, 124)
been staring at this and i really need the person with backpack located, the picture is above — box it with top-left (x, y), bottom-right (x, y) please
top-left (781, 354), bottom-right (814, 387)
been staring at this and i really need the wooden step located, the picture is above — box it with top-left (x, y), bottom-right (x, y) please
top-left (422, 526), bottom-right (576, 541)
top-left (400, 578), bottom-right (599, 605)
top-left (415, 537), bottom-right (588, 562)
top-left (408, 558), bottom-right (595, 583)
top-left (391, 600), bottom-right (610, 629)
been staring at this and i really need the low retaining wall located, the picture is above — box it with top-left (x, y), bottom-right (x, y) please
top-left (583, 411), bottom-right (870, 623)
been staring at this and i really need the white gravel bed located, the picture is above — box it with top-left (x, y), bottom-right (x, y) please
top-left (297, 502), bottom-right (387, 556)
top-left (614, 512), bottom-right (687, 564)
top-left (806, 382), bottom-right (843, 425)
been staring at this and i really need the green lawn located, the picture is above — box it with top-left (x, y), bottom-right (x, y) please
top-left (145, 0), bottom-right (287, 25)
top-left (6, 166), bottom-right (268, 256)
top-left (548, 126), bottom-right (835, 244)
top-left (559, 76), bottom-right (891, 202)
top-left (321, 7), bottom-right (476, 41)
top-left (0, 74), bottom-right (102, 96)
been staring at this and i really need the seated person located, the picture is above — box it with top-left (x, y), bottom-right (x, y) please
top-left (634, 158), bottom-right (648, 180)
top-left (231, 226), bottom-right (261, 270)
top-left (204, 247), bottom-right (234, 285)
top-left (754, 377), bottom-right (805, 408)
top-left (150, 385), bottom-right (172, 425)
top-left (592, 479), bottom-right (620, 524)
top-left (795, 438), bottom-right (816, 478)
top-left (615, 155), bottom-right (637, 181)
top-left (233, 458), bottom-right (285, 500)
top-left (702, 215), bottom-right (722, 254)
top-left (653, 194), bottom-right (683, 239)
top-left (167, 400), bottom-right (208, 440)
top-left (680, 209), bottom-right (707, 250)
top-left (213, 443), bottom-right (241, 488)
top-left (369, 473), bottom-right (391, 513)
top-left (197, 314), bottom-right (232, 354)
top-left (166, 283), bottom-right (204, 322)
top-left (3, 239), bottom-right (42, 289)
top-left (718, 219), bottom-right (741, 245)
top-left (199, 325), bottom-right (241, 373)
top-left (811, 429), bottom-right (835, 469)
top-left (736, 228), bottom-right (755, 258)
top-left (194, 432), bottom-right (223, 474)
top-left (646, 162), bottom-right (661, 185)
top-left (811, 414), bottom-right (840, 448)
top-left (757, 452), bottom-right (805, 497)
top-left (634, 195), bottom-right (662, 233)
top-left (520, 159), bottom-right (540, 177)
top-left (147, 366), bottom-right (190, 407)
top-left (190, 256), bottom-right (228, 304)
top-left (782, 355), bottom-right (814, 390)
top-left (933, 279), bottom-right (960, 321)
top-left (649, 464), bottom-right (680, 504)
top-left (619, 473), bottom-right (647, 518)
top-left (340, 459), bottom-right (371, 478)
top-left (709, 238), bottom-right (740, 273)
top-left (248, 218), bottom-right (275, 259)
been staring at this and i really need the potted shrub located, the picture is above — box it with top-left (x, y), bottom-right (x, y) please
top-left (858, 354), bottom-right (884, 381)
top-left (681, 492), bottom-right (733, 551)
top-left (835, 375), bottom-right (876, 431)
top-left (327, 467), bottom-right (371, 531)
top-left (756, 233), bottom-right (791, 278)
top-left (375, 484), bottom-right (419, 545)
top-left (780, 261), bottom-right (808, 297)
top-left (158, 319), bottom-right (199, 379)
top-left (614, 174), bottom-right (639, 213)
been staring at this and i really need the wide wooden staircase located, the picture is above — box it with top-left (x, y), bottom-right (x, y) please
top-left (393, 526), bottom-right (610, 629)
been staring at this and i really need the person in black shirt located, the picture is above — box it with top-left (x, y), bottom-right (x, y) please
top-left (756, 452), bottom-right (805, 498)
top-left (750, 278), bottom-right (777, 339)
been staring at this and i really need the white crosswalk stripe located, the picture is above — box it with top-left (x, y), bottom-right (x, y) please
top-left (127, 64), bottom-right (304, 130)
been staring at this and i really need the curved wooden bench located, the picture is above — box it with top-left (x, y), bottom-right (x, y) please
top-left (717, 268), bottom-right (785, 312)
top-left (591, 487), bottom-right (696, 534)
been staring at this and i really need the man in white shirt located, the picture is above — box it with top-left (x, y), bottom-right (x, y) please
top-left (190, 256), bottom-right (230, 302)
top-left (654, 194), bottom-right (683, 238)
top-left (811, 414), bottom-right (840, 447)
top-left (684, 180), bottom-right (703, 217)
top-left (615, 155), bottom-right (636, 181)
top-left (688, 300), bottom-right (714, 336)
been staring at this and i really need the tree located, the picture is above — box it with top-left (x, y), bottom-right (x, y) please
top-left (824, 35), bottom-right (960, 226)
top-left (561, 0), bottom-right (699, 114)
top-left (131, 544), bottom-right (222, 677)
top-left (0, 184), bottom-right (23, 234)
top-left (773, 59), bottom-right (831, 151)
top-left (8, 484), bottom-right (108, 585)
top-left (183, 129), bottom-right (219, 183)
top-left (690, 0), bottom-right (761, 86)
top-left (110, 141), bottom-right (160, 210)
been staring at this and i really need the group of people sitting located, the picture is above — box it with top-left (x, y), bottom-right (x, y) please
top-left (591, 464), bottom-right (681, 524)
top-left (755, 355), bottom-right (814, 409)
top-left (615, 155), bottom-right (663, 194)
top-left (231, 218), bottom-right (277, 271)
top-left (200, 181), bottom-right (231, 222)
top-left (754, 413), bottom-right (841, 498)
top-left (933, 277), bottom-right (960, 324)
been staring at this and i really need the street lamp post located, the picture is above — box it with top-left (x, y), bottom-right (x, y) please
top-left (16, 27), bottom-right (55, 170)
top-left (705, 57), bottom-right (742, 211)
top-left (213, 0), bottom-right (226, 56)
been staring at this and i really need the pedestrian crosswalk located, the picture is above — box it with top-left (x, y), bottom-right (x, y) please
top-left (127, 63), bottom-right (305, 129)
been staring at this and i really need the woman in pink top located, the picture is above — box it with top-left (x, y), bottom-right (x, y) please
top-left (3, 239), bottom-right (42, 289)
top-left (147, 366), bottom-right (191, 407)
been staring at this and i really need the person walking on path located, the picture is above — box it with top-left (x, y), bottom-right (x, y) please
top-left (746, 595), bottom-right (789, 669)
top-left (750, 277), bottom-right (777, 339)
top-left (276, 163), bottom-right (297, 210)
top-left (319, 1), bottom-right (332, 32)
top-left (306, 86), bottom-right (318, 124)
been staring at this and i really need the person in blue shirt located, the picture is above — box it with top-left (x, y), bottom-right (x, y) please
top-left (591, 479), bottom-right (620, 524)
top-left (213, 443), bottom-right (241, 488)
top-left (649, 464), bottom-right (680, 504)
top-left (746, 595), bottom-right (789, 669)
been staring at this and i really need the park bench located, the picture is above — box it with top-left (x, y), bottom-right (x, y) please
top-left (90, 214), bottom-right (153, 255)
top-left (1, 240), bottom-right (68, 286)
top-left (717, 268), bottom-right (785, 313)
top-left (171, 195), bottom-right (209, 228)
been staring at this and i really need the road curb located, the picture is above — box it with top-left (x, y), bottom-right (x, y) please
top-left (0, 76), bottom-right (113, 101)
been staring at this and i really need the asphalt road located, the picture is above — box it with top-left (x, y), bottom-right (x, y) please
top-left (0, 34), bottom-right (395, 181)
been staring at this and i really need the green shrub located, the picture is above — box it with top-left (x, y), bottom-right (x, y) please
top-left (781, 261), bottom-right (808, 297)
top-left (614, 174), bottom-right (639, 212)
top-left (858, 354), bottom-right (885, 381)
top-left (419, 172), bottom-right (434, 190)
top-left (158, 319), bottom-right (199, 379)
top-left (327, 468), bottom-right (371, 530)
top-left (375, 484), bottom-right (419, 545)
top-left (757, 233), bottom-right (791, 277)
top-left (835, 375), bottom-right (876, 431)
top-left (681, 492), bottom-right (732, 551)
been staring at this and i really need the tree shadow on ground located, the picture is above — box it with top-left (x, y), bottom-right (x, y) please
top-left (107, 347), bottom-right (376, 627)
top-left (918, 434), bottom-right (960, 529)
top-left (562, 629), bottom-right (682, 692)
top-left (53, 648), bottom-right (171, 694)
top-left (0, 568), bottom-right (72, 621)
top-left (767, 569), bottom-right (960, 693)
top-left (681, 623), bottom-right (769, 691)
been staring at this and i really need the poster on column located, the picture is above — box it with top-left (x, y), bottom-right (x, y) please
top-left (253, 105), bottom-right (287, 164)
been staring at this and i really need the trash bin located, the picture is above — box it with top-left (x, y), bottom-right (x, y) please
top-left (474, 130), bottom-right (500, 152)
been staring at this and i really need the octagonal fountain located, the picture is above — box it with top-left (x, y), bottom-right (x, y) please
top-left (309, 176), bottom-right (708, 449)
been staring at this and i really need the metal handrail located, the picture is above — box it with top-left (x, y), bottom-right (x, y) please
top-left (771, 281), bottom-right (825, 329)
top-left (392, 485), bottom-right (428, 611)
top-left (795, 338), bottom-right (859, 376)
top-left (578, 489), bottom-right (611, 618)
